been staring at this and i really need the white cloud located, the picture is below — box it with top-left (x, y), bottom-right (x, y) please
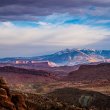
top-left (0, 21), bottom-right (110, 57)
top-left (0, 22), bottom-right (109, 45)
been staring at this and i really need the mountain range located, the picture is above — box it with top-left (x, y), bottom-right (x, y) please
top-left (0, 49), bottom-right (110, 66)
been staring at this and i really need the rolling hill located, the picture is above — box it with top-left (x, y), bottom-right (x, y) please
top-left (64, 63), bottom-right (110, 82)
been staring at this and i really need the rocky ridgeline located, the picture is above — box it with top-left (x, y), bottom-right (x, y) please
top-left (66, 63), bottom-right (110, 81)
top-left (0, 66), bottom-right (53, 77)
top-left (0, 77), bottom-right (27, 110)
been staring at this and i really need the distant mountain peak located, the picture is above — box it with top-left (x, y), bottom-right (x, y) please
top-left (37, 48), bottom-right (110, 66)
top-left (0, 48), bottom-right (110, 66)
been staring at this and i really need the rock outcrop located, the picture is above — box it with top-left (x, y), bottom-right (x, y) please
top-left (0, 77), bottom-right (27, 110)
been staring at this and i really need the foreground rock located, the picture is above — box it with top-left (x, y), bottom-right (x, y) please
top-left (0, 77), bottom-right (27, 110)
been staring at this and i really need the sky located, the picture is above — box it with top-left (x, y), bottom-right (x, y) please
top-left (0, 0), bottom-right (110, 57)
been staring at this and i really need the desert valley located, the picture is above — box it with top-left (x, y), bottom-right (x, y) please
top-left (0, 49), bottom-right (110, 110)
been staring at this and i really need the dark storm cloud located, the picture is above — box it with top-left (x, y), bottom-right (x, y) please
top-left (0, 15), bottom-right (38, 22)
top-left (0, 0), bottom-right (110, 21)
top-left (0, 0), bottom-right (110, 7)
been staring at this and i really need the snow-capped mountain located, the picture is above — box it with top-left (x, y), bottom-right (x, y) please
top-left (34, 49), bottom-right (110, 66)
top-left (0, 49), bottom-right (110, 66)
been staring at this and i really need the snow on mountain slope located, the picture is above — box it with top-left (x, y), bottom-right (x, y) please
top-left (0, 49), bottom-right (110, 66)
top-left (35, 49), bottom-right (110, 66)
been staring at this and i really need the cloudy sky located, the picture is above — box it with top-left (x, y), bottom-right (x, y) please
top-left (0, 0), bottom-right (110, 57)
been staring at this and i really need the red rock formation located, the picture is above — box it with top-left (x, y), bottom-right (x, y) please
top-left (0, 77), bottom-right (27, 110)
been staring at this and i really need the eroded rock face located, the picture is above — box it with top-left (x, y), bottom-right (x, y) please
top-left (11, 94), bottom-right (27, 110)
top-left (0, 77), bottom-right (27, 110)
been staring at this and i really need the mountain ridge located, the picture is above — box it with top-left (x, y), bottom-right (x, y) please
top-left (0, 48), bottom-right (110, 66)
top-left (34, 48), bottom-right (110, 65)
